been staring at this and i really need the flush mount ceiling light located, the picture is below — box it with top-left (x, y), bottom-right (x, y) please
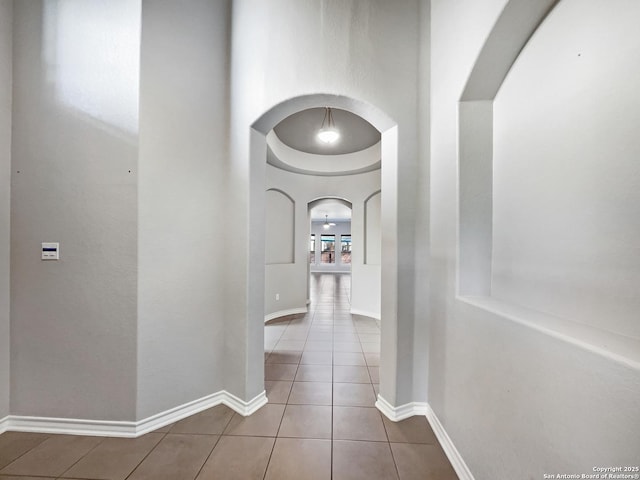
top-left (317, 107), bottom-right (340, 144)
top-left (323, 214), bottom-right (336, 229)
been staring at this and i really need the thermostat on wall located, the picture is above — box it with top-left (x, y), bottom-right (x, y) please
top-left (42, 242), bottom-right (59, 260)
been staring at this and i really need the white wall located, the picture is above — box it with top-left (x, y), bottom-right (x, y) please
top-left (430, 0), bottom-right (640, 478)
top-left (0, 0), bottom-right (12, 421)
top-left (228, 0), bottom-right (425, 405)
top-left (492, 0), bottom-right (640, 340)
top-left (137, 0), bottom-right (230, 419)
top-left (264, 165), bottom-right (381, 320)
top-left (10, 0), bottom-right (140, 420)
top-left (364, 192), bottom-right (381, 265)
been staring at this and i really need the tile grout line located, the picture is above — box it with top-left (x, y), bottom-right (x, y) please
top-left (190, 432), bottom-right (223, 480)
top-left (123, 429), bottom-right (170, 480)
top-left (0, 432), bottom-right (51, 474)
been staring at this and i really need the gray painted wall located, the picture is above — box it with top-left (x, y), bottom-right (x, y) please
top-left (0, 0), bottom-right (12, 421)
top-left (137, 0), bottom-right (230, 419)
top-left (491, 0), bottom-right (640, 340)
top-left (10, 0), bottom-right (139, 420)
top-left (430, 0), bottom-right (640, 477)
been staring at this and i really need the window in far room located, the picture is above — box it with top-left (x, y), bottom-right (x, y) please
top-left (321, 234), bottom-right (335, 263)
top-left (341, 235), bottom-right (352, 264)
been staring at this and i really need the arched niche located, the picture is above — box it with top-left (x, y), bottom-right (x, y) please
top-left (265, 188), bottom-right (295, 265)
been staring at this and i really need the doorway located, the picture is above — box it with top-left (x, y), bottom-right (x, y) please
top-left (247, 94), bottom-right (401, 417)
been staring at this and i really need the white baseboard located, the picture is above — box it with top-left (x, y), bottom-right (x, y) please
top-left (221, 390), bottom-right (268, 417)
top-left (375, 396), bottom-right (474, 480)
top-left (5, 415), bottom-right (137, 437)
top-left (425, 403), bottom-right (476, 480)
top-left (375, 395), bottom-right (428, 421)
top-left (350, 308), bottom-right (381, 320)
top-left (0, 415), bottom-right (9, 434)
top-left (264, 307), bottom-right (307, 323)
top-left (2, 390), bottom-right (268, 438)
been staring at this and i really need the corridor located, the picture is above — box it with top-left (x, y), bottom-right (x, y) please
top-left (259, 272), bottom-right (458, 479)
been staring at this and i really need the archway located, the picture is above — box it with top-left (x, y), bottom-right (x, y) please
top-left (248, 94), bottom-right (401, 417)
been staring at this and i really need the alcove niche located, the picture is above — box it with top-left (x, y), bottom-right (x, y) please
top-left (457, 0), bottom-right (640, 369)
top-left (265, 188), bottom-right (295, 265)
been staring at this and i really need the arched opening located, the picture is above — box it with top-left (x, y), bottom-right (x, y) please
top-left (247, 94), bottom-right (401, 417)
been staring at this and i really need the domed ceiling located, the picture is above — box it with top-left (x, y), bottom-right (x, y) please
top-left (267, 107), bottom-right (382, 176)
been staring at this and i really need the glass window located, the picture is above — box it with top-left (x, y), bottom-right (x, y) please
top-left (309, 234), bottom-right (315, 264)
top-left (341, 235), bottom-right (351, 264)
top-left (321, 234), bottom-right (335, 264)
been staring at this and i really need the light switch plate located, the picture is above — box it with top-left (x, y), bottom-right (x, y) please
top-left (42, 242), bottom-right (59, 260)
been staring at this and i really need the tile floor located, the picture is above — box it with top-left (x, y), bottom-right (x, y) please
top-left (0, 273), bottom-right (457, 479)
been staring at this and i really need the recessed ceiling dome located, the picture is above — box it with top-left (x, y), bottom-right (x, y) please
top-left (273, 107), bottom-right (380, 155)
top-left (268, 107), bottom-right (382, 176)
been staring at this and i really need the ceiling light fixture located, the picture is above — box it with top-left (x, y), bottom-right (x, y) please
top-left (323, 214), bottom-right (336, 229)
top-left (317, 107), bottom-right (340, 144)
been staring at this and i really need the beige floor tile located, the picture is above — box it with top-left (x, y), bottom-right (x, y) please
top-left (0, 432), bottom-right (50, 470)
top-left (153, 423), bottom-right (175, 433)
top-left (265, 380), bottom-right (293, 404)
top-left (300, 351), bottom-right (333, 365)
top-left (274, 340), bottom-right (306, 351)
top-left (169, 405), bottom-right (235, 435)
top-left (390, 443), bottom-right (458, 480)
top-left (361, 342), bottom-right (381, 353)
top-left (312, 316), bottom-right (334, 322)
top-left (334, 326), bottom-right (357, 333)
top-left (334, 365), bottom-right (371, 383)
top-left (333, 440), bottom-right (399, 480)
top-left (382, 415), bottom-right (438, 444)
top-left (279, 405), bottom-right (332, 439)
top-left (280, 330), bottom-right (310, 340)
top-left (265, 363), bottom-right (298, 381)
top-left (304, 341), bottom-right (333, 352)
top-left (368, 366), bottom-right (380, 383)
top-left (358, 333), bottom-right (381, 343)
top-left (333, 406), bottom-right (388, 442)
top-left (61, 433), bottom-right (164, 480)
top-left (196, 436), bottom-right (275, 480)
top-left (364, 352), bottom-right (380, 366)
top-left (334, 332), bottom-right (360, 342)
top-left (288, 381), bottom-right (332, 405)
top-left (309, 326), bottom-right (333, 333)
top-left (223, 404), bottom-right (285, 437)
top-left (334, 341), bottom-right (363, 353)
top-left (333, 383), bottom-right (377, 407)
top-left (264, 438), bottom-right (331, 480)
top-left (356, 326), bottom-right (381, 334)
top-left (0, 434), bottom-right (103, 477)
top-left (373, 384), bottom-right (380, 397)
top-left (333, 318), bottom-right (354, 325)
top-left (266, 351), bottom-right (302, 364)
top-left (127, 433), bottom-right (218, 480)
top-left (333, 352), bottom-right (366, 366)
top-left (307, 332), bottom-right (333, 342)
top-left (295, 364), bottom-right (332, 382)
